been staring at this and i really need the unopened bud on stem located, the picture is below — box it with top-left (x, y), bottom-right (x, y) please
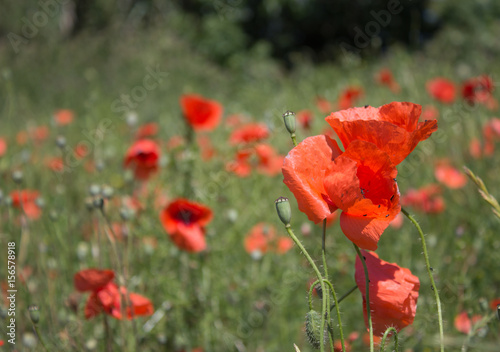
top-left (28, 305), bottom-right (40, 324)
top-left (282, 110), bottom-right (296, 134)
top-left (275, 197), bottom-right (292, 226)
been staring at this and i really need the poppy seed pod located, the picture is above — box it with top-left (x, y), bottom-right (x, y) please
top-left (28, 305), bottom-right (40, 324)
top-left (282, 110), bottom-right (296, 134)
top-left (275, 197), bottom-right (292, 226)
top-left (305, 310), bottom-right (324, 349)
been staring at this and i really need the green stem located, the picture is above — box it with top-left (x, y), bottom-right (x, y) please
top-left (330, 285), bottom-right (358, 312)
top-left (322, 219), bottom-right (345, 352)
top-left (380, 327), bottom-right (399, 352)
top-left (33, 324), bottom-right (50, 352)
top-left (308, 279), bottom-right (320, 311)
top-left (402, 208), bottom-right (444, 352)
top-left (285, 225), bottom-right (326, 352)
top-left (354, 244), bottom-right (373, 352)
top-left (183, 121), bottom-right (195, 198)
top-left (291, 133), bottom-right (298, 147)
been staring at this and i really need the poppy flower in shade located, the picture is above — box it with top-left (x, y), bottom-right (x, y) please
top-left (74, 269), bottom-right (115, 292)
top-left (84, 282), bottom-right (154, 320)
top-left (338, 86), bottom-right (363, 110)
top-left (296, 110), bottom-right (313, 130)
top-left (316, 96), bottom-right (333, 114)
top-left (229, 123), bottom-right (269, 145)
top-left (375, 68), bottom-right (400, 93)
top-left (180, 94), bottom-right (223, 132)
top-left (226, 149), bottom-right (253, 177)
top-left (454, 311), bottom-right (482, 334)
top-left (283, 135), bottom-right (400, 250)
top-left (135, 122), bottom-right (159, 139)
top-left (355, 251), bottom-right (420, 336)
top-left (401, 184), bottom-right (445, 214)
top-left (326, 102), bottom-right (438, 166)
top-left (0, 137), bottom-right (6, 157)
top-left (426, 78), bottom-right (456, 104)
top-left (10, 190), bottom-right (42, 220)
top-left (159, 199), bottom-right (213, 253)
top-left (123, 139), bottom-right (160, 180)
top-left (462, 75), bottom-right (495, 106)
top-left (54, 109), bottom-right (74, 125)
top-left (434, 160), bottom-right (467, 189)
top-left (254, 144), bottom-right (284, 176)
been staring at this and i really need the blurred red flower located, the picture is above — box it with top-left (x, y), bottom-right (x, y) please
top-left (54, 109), bottom-right (74, 126)
top-left (401, 184), bottom-right (445, 214)
top-left (229, 123), bottom-right (269, 145)
top-left (375, 68), bottom-right (400, 93)
top-left (338, 86), bottom-right (363, 110)
top-left (254, 143), bottom-right (284, 176)
top-left (46, 156), bottom-right (65, 172)
top-left (426, 78), bottom-right (456, 104)
top-left (326, 102), bottom-right (437, 165)
top-left (434, 160), bottom-right (467, 189)
top-left (124, 139), bottom-right (160, 180)
top-left (160, 199), bottom-right (213, 253)
top-left (11, 190), bottom-right (42, 220)
top-left (454, 311), bottom-right (482, 334)
top-left (421, 105), bottom-right (439, 121)
top-left (74, 268), bottom-right (115, 292)
top-left (135, 122), bottom-right (159, 139)
top-left (244, 223), bottom-right (293, 255)
top-left (462, 75), bottom-right (496, 108)
top-left (197, 134), bottom-right (216, 161)
top-left (33, 125), bottom-right (50, 143)
top-left (0, 137), bottom-right (6, 157)
top-left (355, 251), bottom-right (420, 335)
top-left (283, 135), bottom-right (400, 250)
top-left (180, 94), bottom-right (223, 131)
top-left (296, 110), bottom-right (313, 130)
top-left (316, 96), bottom-right (333, 114)
top-left (226, 149), bottom-right (253, 177)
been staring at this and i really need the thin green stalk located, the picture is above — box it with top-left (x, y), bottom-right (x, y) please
top-left (308, 279), bottom-right (320, 311)
top-left (322, 219), bottom-right (345, 352)
top-left (33, 324), bottom-right (50, 352)
top-left (354, 244), bottom-right (373, 352)
top-left (291, 134), bottom-right (298, 147)
top-left (285, 225), bottom-right (327, 352)
top-left (402, 208), bottom-right (444, 352)
top-left (330, 285), bottom-right (358, 312)
top-left (380, 327), bottom-right (399, 352)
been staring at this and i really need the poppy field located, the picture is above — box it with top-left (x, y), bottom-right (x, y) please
top-left (1, 12), bottom-right (500, 352)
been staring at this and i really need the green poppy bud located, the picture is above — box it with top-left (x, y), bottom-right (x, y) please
top-left (305, 310), bottom-right (324, 349)
top-left (28, 305), bottom-right (40, 324)
top-left (283, 110), bottom-right (296, 134)
top-left (275, 197), bottom-right (292, 226)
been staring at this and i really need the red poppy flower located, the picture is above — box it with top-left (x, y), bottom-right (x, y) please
top-left (426, 78), bottom-right (456, 104)
top-left (229, 123), bottom-right (269, 145)
top-left (135, 122), bottom-right (159, 139)
top-left (454, 311), bottom-right (482, 334)
top-left (401, 184), bottom-right (445, 214)
top-left (421, 105), bottom-right (439, 121)
top-left (160, 199), bottom-right (213, 253)
top-left (283, 135), bottom-right (400, 250)
top-left (74, 269), bottom-right (115, 292)
top-left (326, 102), bottom-right (438, 165)
top-left (123, 139), bottom-right (160, 180)
top-left (46, 156), bottom-right (65, 172)
top-left (33, 125), bottom-right (50, 143)
top-left (180, 94), bottom-right (223, 131)
top-left (0, 137), bottom-right (6, 157)
top-left (254, 144), bottom-right (284, 176)
top-left (197, 135), bottom-right (216, 161)
top-left (226, 149), bottom-right (253, 177)
top-left (84, 282), bottom-right (154, 320)
top-left (462, 75), bottom-right (495, 105)
top-left (296, 110), bottom-right (313, 130)
top-left (74, 143), bottom-right (90, 159)
top-left (490, 298), bottom-right (500, 310)
top-left (355, 251), bottom-right (420, 336)
top-left (375, 68), bottom-right (400, 93)
top-left (483, 118), bottom-right (500, 141)
top-left (276, 237), bottom-right (293, 254)
top-left (10, 190), bottom-right (42, 219)
top-left (54, 109), bottom-right (74, 126)
top-left (316, 96), bottom-right (333, 114)
top-left (434, 160), bottom-right (467, 189)
top-left (244, 223), bottom-right (276, 254)
top-left (338, 86), bottom-right (363, 110)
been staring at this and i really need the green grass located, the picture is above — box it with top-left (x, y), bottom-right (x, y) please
top-left (1, 23), bottom-right (500, 351)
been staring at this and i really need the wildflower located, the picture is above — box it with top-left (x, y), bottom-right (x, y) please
top-left (338, 86), bottom-right (364, 110)
top-left (426, 78), bottom-right (456, 104)
top-left (180, 94), bottom-right (223, 131)
top-left (326, 102), bottom-right (437, 165)
top-left (123, 139), bottom-right (160, 180)
top-left (229, 123), bottom-right (269, 145)
top-left (454, 311), bottom-right (482, 334)
top-left (283, 135), bottom-right (400, 250)
top-left (0, 137), bottom-right (6, 157)
top-left (375, 68), bottom-right (400, 93)
top-left (434, 160), bottom-right (467, 189)
top-left (135, 122), bottom-right (159, 139)
top-left (462, 75), bottom-right (496, 108)
top-left (159, 199), bottom-right (213, 253)
top-left (11, 190), bottom-right (42, 220)
top-left (401, 184), bottom-right (445, 214)
top-left (355, 251), bottom-right (420, 335)
top-left (296, 110), bottom-right (313, 130)
top-left (54, 109), bottom-right (74, 125)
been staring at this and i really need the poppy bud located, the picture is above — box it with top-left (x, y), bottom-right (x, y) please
top-left (12, 170), bottom-right (23, 184)
top-left (275, 197), bottom-right (292, 226)
top-left (28, 305), bottom-right (40, 324)
top-left (283, 110), bottom-right (296, 134)
top-left (56, 136), bottom-right (66, 148)
top-left (305, 310), bottom-right (324, 349)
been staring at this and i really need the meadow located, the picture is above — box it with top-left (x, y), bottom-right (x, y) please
top-left (1, 10), bottom-right (500, 352)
